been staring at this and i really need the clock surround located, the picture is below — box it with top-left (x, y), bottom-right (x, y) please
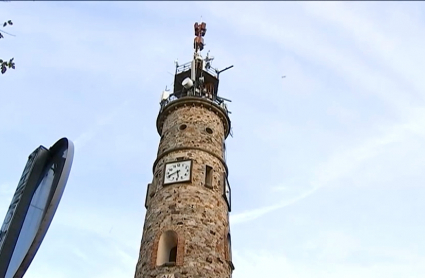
top-left (163, 160), bottom-right (193, 186)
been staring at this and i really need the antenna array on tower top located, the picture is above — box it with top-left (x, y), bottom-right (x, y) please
top-left (158, 22), bottom-right (233, 115)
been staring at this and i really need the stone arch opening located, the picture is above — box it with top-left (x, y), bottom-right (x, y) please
top-left (156, 230), bottom-right (178, 266)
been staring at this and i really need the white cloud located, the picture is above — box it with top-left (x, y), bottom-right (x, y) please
top-left (301, 2), bottom-right (425, 99)
top-left (73, 101), bottom-right (129, 150)
top-left (232, 104), bottom-right (425, 224)
top-left (231, 185), bottom-right (320, 225)
top-left (234, 247), bottom-right (425, 278)
top-left (0, 182), bottom-right (15, 197)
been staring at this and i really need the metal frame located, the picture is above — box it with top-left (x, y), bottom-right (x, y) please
top-left (159, 93), bottom-right (231, 115)
top-left (223, 173), bottom-right (231, 212)
top-left (144, 183), bottom-right (151, 209)
top-left (176, 61), bottom-right (218, 78)
top-left (162, 159), bottom-right (193, 186)
top-left (0, 147), bottom-right (49, 278)
top-left (0, 138), bottom-right (74, 278)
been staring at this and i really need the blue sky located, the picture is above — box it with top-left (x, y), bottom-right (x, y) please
top-left (1, 1), bottom-right (425, 277)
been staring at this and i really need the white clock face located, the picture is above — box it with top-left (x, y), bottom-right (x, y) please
top-left (164, 160), bottom-right (192, 185)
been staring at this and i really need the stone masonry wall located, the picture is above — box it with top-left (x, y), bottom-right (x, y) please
top-left (135, 102), bottom-right (232, 278)
top-left (157, 105), bottom-right (225, 158)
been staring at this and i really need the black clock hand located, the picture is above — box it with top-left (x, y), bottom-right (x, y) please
top-left (167, 170), bottom-right (180, 178)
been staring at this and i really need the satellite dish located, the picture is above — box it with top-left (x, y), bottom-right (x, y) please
top-left (182, 78), bottom-right (194, 89)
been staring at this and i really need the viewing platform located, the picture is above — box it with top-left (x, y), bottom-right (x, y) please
top-left (159, 59), bottom-right (232, 116)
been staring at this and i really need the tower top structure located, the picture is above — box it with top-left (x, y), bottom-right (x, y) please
top-left (159, 21), bottom-right (234, 136)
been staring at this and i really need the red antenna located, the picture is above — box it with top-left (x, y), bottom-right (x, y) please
top-left (193, 22), bottom-right (207, 52)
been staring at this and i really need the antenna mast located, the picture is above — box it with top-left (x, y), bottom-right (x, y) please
top-left (159, 21), bottom-right (233, 112)
top-left (193, 21), bottom-right (206, 53)
top-left (191, 21), bottom-right (207, 91)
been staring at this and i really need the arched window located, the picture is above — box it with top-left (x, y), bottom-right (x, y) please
top-left (169, 246), bottom-right (177, 262)
top-left (156, 230), bottom-right (178, 266)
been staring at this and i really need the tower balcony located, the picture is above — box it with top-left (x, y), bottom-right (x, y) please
top-left (159, 60), bottom-right (231, 117)
top-left (176, 60), bottom-right (218, 78)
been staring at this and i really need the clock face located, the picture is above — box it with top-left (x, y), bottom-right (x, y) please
top-left (163, 160), bottom-right (192, 185)
top-left (223, 175), bottom-right (231, 212)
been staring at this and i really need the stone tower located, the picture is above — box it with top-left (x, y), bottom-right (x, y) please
top-left (134, 22), bottom-right (235, 278)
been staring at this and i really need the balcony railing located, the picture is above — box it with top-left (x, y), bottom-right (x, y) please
top-left (159, 91), bottom-right (230, 115)
top-left (175, 61), bottom-right (218, 78)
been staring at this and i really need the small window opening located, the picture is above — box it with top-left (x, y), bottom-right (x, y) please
top-left (226, 233), bottom-right (232, 261)
top-left (156, 230), bottom-right (178, 266)
top-left (155, 169), bottom-right (161, 179)
top-left (205, 165), bottom-right (213, 188)
top-left (206, 127), bottom-right (213, 134)
top-left (179, 124), bottom-right (187, 130)
top-left (169, 246), bottom-right (177, 262)
top-left (144, 183), bottom-right (151, 209)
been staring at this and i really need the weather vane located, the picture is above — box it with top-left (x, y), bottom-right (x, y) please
top-left (193, 21), bottom-right (207, 52)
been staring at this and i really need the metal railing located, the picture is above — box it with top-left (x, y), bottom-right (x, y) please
top-left (159, 92), bottom-right (230, 115)
top-left (175, 62), bottom-right (191, 74)
top-left (175, 61), bottom-right (218, 77)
